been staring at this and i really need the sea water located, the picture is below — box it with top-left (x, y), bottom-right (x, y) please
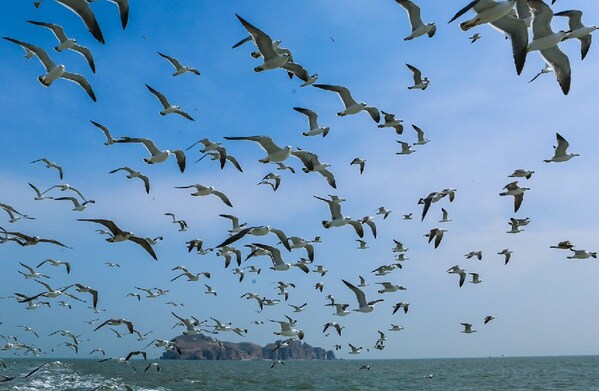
top-left (1, 356), bottom-right (599, 390)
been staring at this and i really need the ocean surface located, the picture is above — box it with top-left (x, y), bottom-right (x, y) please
top-left (1, 356), bottom-right (599, 390)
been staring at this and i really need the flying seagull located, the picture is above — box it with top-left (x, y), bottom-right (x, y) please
top-left (342, 279), bottom-right (383, 313)
top-left (77, 218), bottom-right (157, 260)
top-left (406, 64), bottom-right (429, 90)
top-left (145, 84), bottom-right (194, 121)
top-left (175, 184), bottom-right (233, 207)
top-left (36, 0), bottom-right (105, 44)
top-left (158, 52), bottom-right (200, 76)
top-left (293, 107), bottom-right (330, 137)
top-left (116, 137), bottom-right (186, 172)
top-left (109, 167), bottom-right (150, 194)
top-left (3, 38), bottom-right (96, 101)
top-left (396, 0), bottom-right (436, 40)
top-left (544, 133), bottom-right (579, 163)
top-left (30, 158), bottom-right (64, 179)
top-left (554, 9), bottom-right (597, 60)
top-left (27, 20), bottom-right (95, 72)
top-left (235, 14), bottom-right (290, 72)
top-left (499, 181), bottom-right (529, 212)
top-left (377, 111), bottom-right (404, 134)
top-left (224, 135), bottom-right (292, 163)
top-left (313, 84), bottom-right (380, 122)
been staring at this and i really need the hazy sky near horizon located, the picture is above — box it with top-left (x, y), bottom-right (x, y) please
top-left (1, 0), bottom-right (599, 361)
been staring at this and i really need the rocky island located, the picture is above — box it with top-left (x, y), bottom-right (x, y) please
top-left (161, 334), bottom-right (336, 360)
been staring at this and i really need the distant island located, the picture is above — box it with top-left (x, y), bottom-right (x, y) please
top-left (161, 334), bottom-right (336, 360)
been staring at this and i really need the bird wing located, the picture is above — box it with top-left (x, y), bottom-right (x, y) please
top-left (540, 47), bottom-right (571, 95)
top-left (281, 61), bottom-right (309, 82)
top-left (112, 0), bottom-right (130, 29)
top-left (224, 136), bottom-right (281, 155)
top-left (55, 0), bottom-right (105, 44)
top-left (71, 44), bottom-right (95, 73)
top-left (231, 35), bottom-right (253, 49)
top-left (117, 137), bottom-right (161, 155)
top-left (448, 0), bottom-right (480, 24)
top-left (529, 0), bottom-right (554, 39)
top-left (318, 169), bottom-right (337, 189)
top-left (253, 243), bottom-right (283, 266)
top-left (129, 236), bottom-right (158, 260)
top-left (406, 63), bottom-right (422, 84)
top-left (211, 190), bottom-right (232, 207)
top-left (413, 124), bottom-right (425, 141)
top-left (554, 133), bottom-right (570, 157)
top-left (342, 279), bottom-right (366, 307)
top-left (145, 84), bottom-right (170, 108)
top-left (396, 0), bottom-right (424, 31)
top-left (27, 20), bottom-right (69, 42)
top-left (235, 14), bottom-right (279, 60)
top-left (60, 72), bottom-right (96, 101)
top-left (313, 84), bottom-right (357, 108)
top-left (174, 109), bottom-right (195, 121)
top-left (3, 37), bottom-right (56, 71)
top-left (489, 14), bottom-right (528, 74)
top-left (77, 218), bottom-right (121, 235)
top-left (293, 107), bottom-right (319, 129)
top-left (90, 120), bottom-right (113, 142)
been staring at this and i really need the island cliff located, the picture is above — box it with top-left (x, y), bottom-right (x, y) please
top-left (161, 334), bottom-right (336, 360)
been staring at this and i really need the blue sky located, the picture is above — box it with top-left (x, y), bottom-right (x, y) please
top-left (1, 0), bottom-right (599, 360)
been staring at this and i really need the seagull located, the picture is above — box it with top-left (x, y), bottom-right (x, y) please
top-left (17, 279), bottom-right (83, 303)
top-left (465, 251), bottom-right (483, 260)
top-left (469, 273), bottom-right (482, 284)
top-left (358, 275), bottom-right (368, 287)
top-left (145, 84), bottom-right (194, 121)
top-left (235, 14), bottom-right (290, 72)
top-left (448, 0), bottom-right (528, 74)
top-left (175, 184), bottom-right (232, 207)
top-left (461, 323), bottom-right (477, 333)
top-left (498, 249), bottom-right (513, 265)
top-left (396, 0), bottom-right (436, 40)
top-left (157, 52), bottom-right (200, 76)
top-left (24, 361), bottom-right (78, 378)
top-left (86, 0), bottom-right (129, 30)
top-left (499, 181), bottom-right (529, 212)
top-left (270, 319), bottom-right (304, 340)
top-left (42, 183), bottom-right (87, 200)
top-left (36, 259), bottom-right (71, 274)
top-left (251, 243), bottom-right (309, 273)
top-left (449, 0), bottom-right (517, 31)
top-left (30, 158), bottom-right (63, 179)
top-left (375, 207), bottom-right (392, 219)
top-left (187, 138), bottom-right (227, 168)
top-left (293, 107), bottom-right (330, 137)
top-left (527, 0), bottom-right (571, 95)
top-left (377, 282), bottom-right (406, 293)
top-left (3, 38), bottom-right (96, 101)
top-left (77, 218), bottom-right (157, 260)
top-left (544, 133), bottom-right (579, 163)
top-left (356, 239), bottom-right (368, 249)
top-left (529, 63), bottom-right (554, 83)
top-left (403, 213), bottom-right (413, 220)
top-left (224, 135), bottom-right (292, 163)
top-left (27, 20), bottom-right (95, 73)
top-left (287, 237), bottom-right (315, 262)
top-left (1, 229), bottom-right (70, 248)
top-left (342, 279), bottom-right (384, 313)
top-left (412, 125), bottom-right (430, 145)
top-left (507, 218), bottom-right (525, 234)
top-left (164, 212), bottom-right (189, 233)
top-left (348, 344), bottom-right (362, 354)
top-left (219, 214), bottom-right (247, 234)
top-left (392, 302), bottom-right (409, 315)
top-left (425, 228), bottom-right (446, 248)
top-left (567, 249), bottom-right (597, 259)
top-left (217, 226), bottom-right (290, 250)
top-left (508, 168), bottom-right (535, 179)
top-left (406, 64), bottom-right (429, 90)
top-left (392, 240), bottom-right (409, 253)
top-left (259, 173), bottom-right (282, 191)
top-left (323, 322), bottom-right (344, 336)
top-left (76, 285), bottom-right (99, 309)
top-left (315, 195), bottom-right (363, 237)
top-left (18, 262), bottom-right (50, 279)
top-left (291, 150), bottom-right (337, 188)
top-left (0, 203), bottom-right (34, 223)
top-left (439, 208), bottom-right (451, 223)
top-left (396, 141), bottom-right (415, 155)
top-left (288, 303), bottom-right (307, 312)
top-left (328, 303), bottom-right (350, 316)
top-left (90, 120), bottom-right (117, 145)
top-left (447, 265), bottom-right (467, 287)
top-left (469, 33), bottom-right (482, 43)
top-left (275, 162), bottom-right (296, 174)
top-left (377, 111), bottom-right (404, 134)
top-left (116, 137), bottom-right (186, 172)
top-left (350, 158), bottom-right (366, 174)
top-left (36, 0), bottom-right (105, 44)
top-left (52, 196), bottom-right (95, 211)
top-left (389, 324), bottom-right (405, 331)
top-left (554, 9), bottom-right (597, 60)
top-left (196, 152), bottom-right (243, 172)
top-left (550, 240), bottom-right (575, 250)
top-left (109, 167), bottom-right (150, 194)
top-left (313, 84), bottom-right (380, 122)
top-left (205, 285), bottom-right (218, 295)
top-left (484, 315), bottom-right (496, 324)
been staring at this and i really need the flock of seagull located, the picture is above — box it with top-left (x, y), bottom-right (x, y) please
top-left (0, 0), bottom-right (596, 386)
